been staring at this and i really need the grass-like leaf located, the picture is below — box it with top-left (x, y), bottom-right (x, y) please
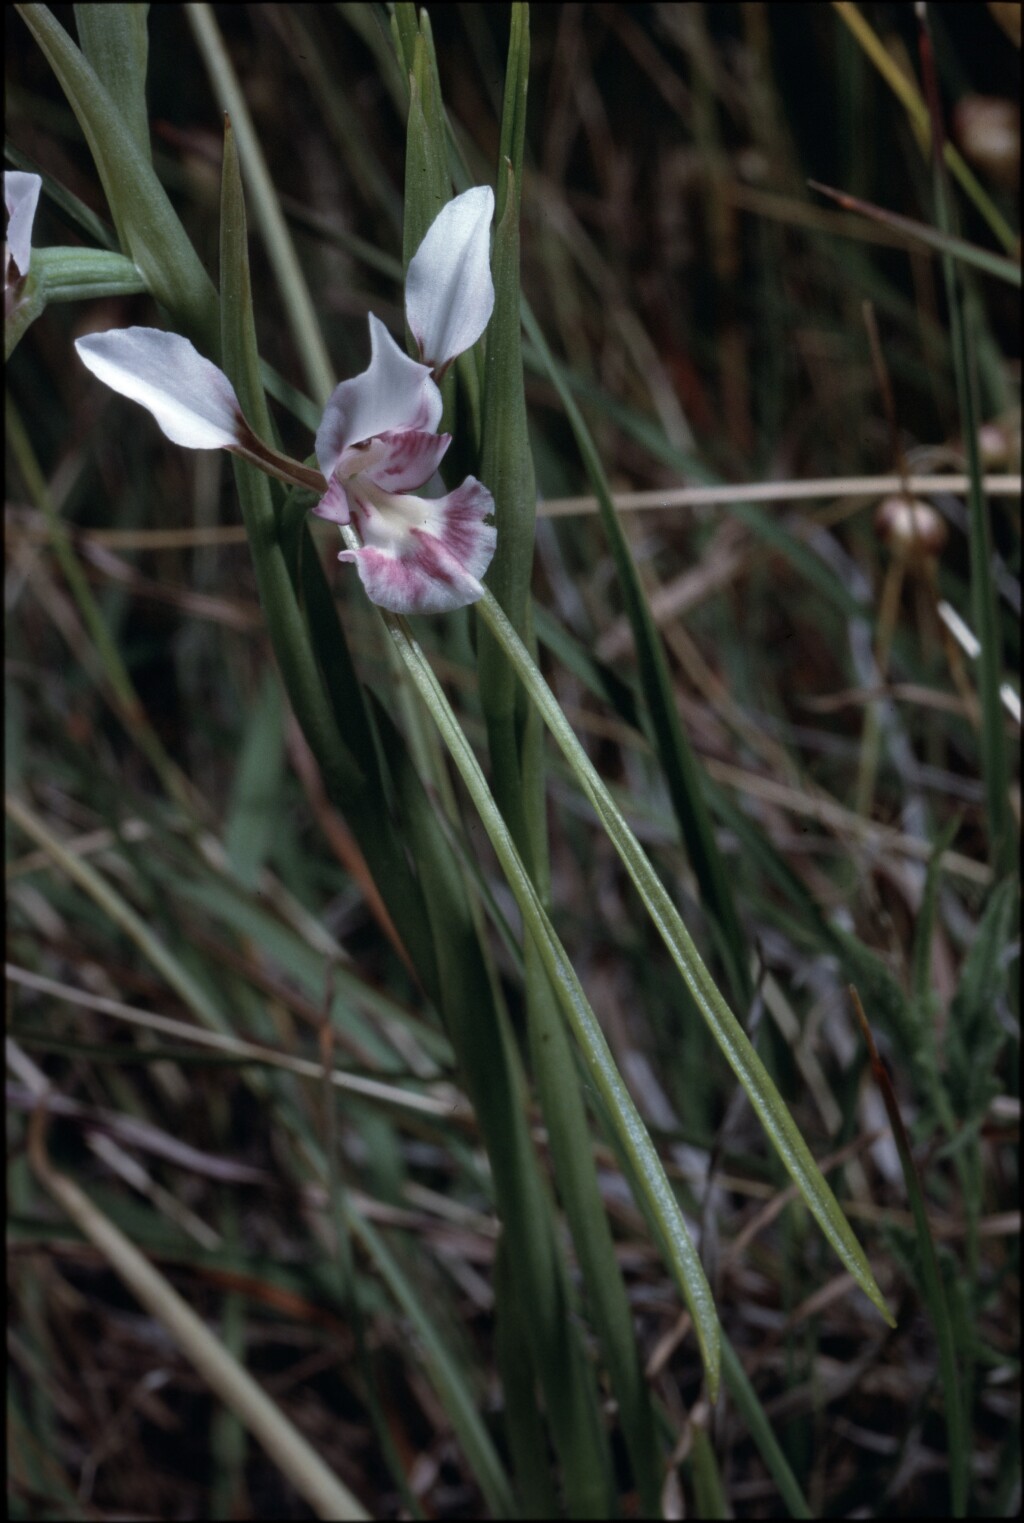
top-left (476, 589), bottom-right (894, 1329)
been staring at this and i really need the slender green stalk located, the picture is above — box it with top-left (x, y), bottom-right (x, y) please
top-left (916, 8), bottom-right (1014, 879)
top-left (187, 2), bottom-right (335, 404)
top-left (721, 1335), bottom-right (811, 1518)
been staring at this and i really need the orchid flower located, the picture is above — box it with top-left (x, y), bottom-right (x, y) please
top-left (5, 171), bottom-right (41, 314)
top-left (75, 186), bottom-right (497, 616)
top-left (5, 172), bottom-right (45, 356)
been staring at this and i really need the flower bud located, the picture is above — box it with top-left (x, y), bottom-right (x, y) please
top-left (874, 495), bottom-right (947, 564)
top-left (976, 413), bottom-right (1021, 471)
top-left (953, 96), bottom-right (1020, 187)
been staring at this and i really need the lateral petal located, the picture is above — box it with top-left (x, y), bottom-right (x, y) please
top-left (362, 428), bottom-right (452, 492)
top-left (75, 327), bottom-right (245, 450)
top-left (310, 475), bottom-right (352, 524)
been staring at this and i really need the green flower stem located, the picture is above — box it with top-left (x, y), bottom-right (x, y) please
top-left (369, 586), bottom-right (722, 1401)
top-left (475, 586), bottom-right (893, 1328)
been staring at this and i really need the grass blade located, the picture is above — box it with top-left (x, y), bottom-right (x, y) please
top-left (28, 1110), bottom-right (369, 1521)
top-left (476, 588), bottom-right (893, 1328)
top-left (850, 988), bottom-right (967, 1515)
top-left (378, 608), bottom-right (723, 1401)
top-left (522, 300), bottom-right (752, 1011)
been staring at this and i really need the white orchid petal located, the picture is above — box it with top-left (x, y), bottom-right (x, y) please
top-left (315, 314), bottom-right (442, 479)
top-left (5, 171), bottom-right (43, 280)
top-left (75, 327), bottom-right (244, 450)
top-left (339, 475), bottom-right (495, 615)
top-left (405, 186), bottom-right (495, 371)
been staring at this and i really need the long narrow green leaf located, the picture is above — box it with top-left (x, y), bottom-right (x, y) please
top-left (467, 11), bottom-right (533, 792)
top-left (476, 588), bottom-right (893, 1328)
top-left (382, 693), bottom-right (616, 1518)
top-left (377, 610), bottom-right (722, 1401)
top-left (16, 2), bottom-right (218, 354)
top-left (720, 1334), bottom-right (811, 1518)
top-left (521, 300), bottom-right (752, 1011)
top-left (188, 1), bottom-right (334, 404)
top-left (73, 2), bottom-right (152, 164)
top-left (493, 1236), bottom-right (560, 1518)
top-left (347, 1207), bottom-right (516, 1520)
top-left (808, 178), bottom-right (1022, 287)
top-left (402, 37), bottom-right (449, 268)
top-left (524, 941), bottom-right (663, 1515)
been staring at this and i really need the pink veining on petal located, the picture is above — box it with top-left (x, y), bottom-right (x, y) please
top-left (415, 477), bottom-right (497, 581)
top-left (339, 538), bottom-right (486, 615)
top-left (311, 474), bottom-right (351, 524)
top-left (363, 429), bottom-right (451, 492)
top-left (336, 474), bottom-right (496, 615)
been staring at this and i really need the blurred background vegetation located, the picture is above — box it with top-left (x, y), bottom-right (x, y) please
top-left (6, 3), bottom-right (1020, 1517)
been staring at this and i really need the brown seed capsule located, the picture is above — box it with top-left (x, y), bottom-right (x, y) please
top-left (875, 495), bottom-right (948, 564)
top-left (953, 96), bottom-right (1020, 186)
